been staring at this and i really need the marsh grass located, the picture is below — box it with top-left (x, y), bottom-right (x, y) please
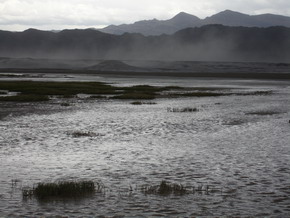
top-left (60, 102), bottom-right (70, 107)
top-left (235, 91), bottom-right (273, 96)
top-left (131, 101), bottom-right (156, 105)
top-left (23, 181), bottom-right (100, 200)
top-left (0, 94), bottom-right (49, 102)
top-left (246, 110), bottom-right (281, 116)
top-left (167, 107), bottom-right (199, 112)
top-left (89, 95), bottom-right (107, 99)
top-left (0, 81), bottom-right (272, 103)
top-left (223, 119), bottom-right (245, 125)
top-left (142, 181), bottom-right (188, 196)
top-left (114, 85), bottom-right (183, 100)
top-left (70, 131), bottom-right (97, 137)
top-left (0, 81), bottom-right (117, 96)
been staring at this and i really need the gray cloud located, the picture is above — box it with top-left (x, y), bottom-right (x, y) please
top-left (0, 0), bottom-right (289, 31)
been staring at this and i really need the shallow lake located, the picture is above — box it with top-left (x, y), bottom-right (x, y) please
top-left (0, 77), bottom-right (290, 217)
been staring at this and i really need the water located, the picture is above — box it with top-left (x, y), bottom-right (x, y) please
top-left (0, 77), bottom-right (290, 217)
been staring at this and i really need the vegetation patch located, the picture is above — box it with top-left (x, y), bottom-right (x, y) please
top-left (0, 73), bottom-right (25, 78)
top-left (60, 102), bottom-right (71, 107)
top-left (223, 119), bottom-right (245, 125)
top-left (70, 131), bottom-right (97, 137)
top-left (142, 181), bottom-right (188, 196)
top-left (0, 81), bottom-right (117, 100)
top-left (167, 107), bottom-right (199, 112)
top-left (0, 94), bottom-right (49, 102)
top-left (131, 101), bottom-right (156, 105)
top-left (245, 110), bottom-right (281, 116)
top-left (89, 95), bottom-right (107, 99)
top-left (22, 180), bottom-right (101, 200)
top-left (0, 81), bottom-right (272, 103)
top-left (234, 91), bottom-right (273, 96)
top-left (141, 181), bottom-right (222, 196)
top-left (114, 85), bottom-right (184, 100)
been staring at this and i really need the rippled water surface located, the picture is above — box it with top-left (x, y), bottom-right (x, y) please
top-left (0, 77), bottom-right (290, 217)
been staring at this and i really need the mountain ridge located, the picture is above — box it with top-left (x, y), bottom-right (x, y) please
top-left (101, 10), bottom-right (290, 36)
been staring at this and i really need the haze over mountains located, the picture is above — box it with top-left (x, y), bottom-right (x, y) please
top-left (101, 10), bottom-right (290, 36)
top-left (0, 10), bottom-right (290, 63)
top-left (0, 24), bottom-right (290, 62)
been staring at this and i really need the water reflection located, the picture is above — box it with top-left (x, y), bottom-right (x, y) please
top-left (0, 79), bottom-right (290, 216)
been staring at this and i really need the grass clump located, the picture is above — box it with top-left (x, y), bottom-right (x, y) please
top-left (89, 95), bottom-right (107, 99)
top-left (131, 101), bottom-right (156, 105)
top-left (70, 131), bottom-right (97, 137)
top-left (131, 101), bottom-right (142, 105)
top-left (235, 91), bottom-right (273, 96)
top-left (0, 81), bottom-right (117, 101)
top-left (142, 181), bottom-right (188, 196)
top-left (246, 110), bottom-right (281, 116)
top-left (60, 102), bottom-right (70, 107)
top-left (114, 85), bottom-right (168, 100)
top-left (23, 180), bottom-right (98, 200)
top-left (167, 107), bottom-right (198, 112)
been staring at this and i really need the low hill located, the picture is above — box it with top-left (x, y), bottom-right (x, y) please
top-left (87, 60), bottom-right (149, 72)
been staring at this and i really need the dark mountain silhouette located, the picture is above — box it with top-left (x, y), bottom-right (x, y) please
top-left (0, 25), bottom-right (290, 62)
top-left (101, 10), bottom-right (290, 36)
top-left (102, 12), bottom-right (201, 36)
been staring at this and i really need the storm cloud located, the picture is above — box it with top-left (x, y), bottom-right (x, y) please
top-left (0, 0), bottom-right (290, 31)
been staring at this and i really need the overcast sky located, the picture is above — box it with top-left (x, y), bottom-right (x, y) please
top-left (1, 0), bottom-right (290, 31)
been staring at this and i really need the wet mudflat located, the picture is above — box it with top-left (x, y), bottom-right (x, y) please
top-left (0, 77), bottom-right (290, 217)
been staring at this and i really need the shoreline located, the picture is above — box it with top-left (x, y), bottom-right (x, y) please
top-left (1, 68), bottom-right (290, 80)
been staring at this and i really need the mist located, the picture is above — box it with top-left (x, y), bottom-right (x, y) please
top-left (0, 25), bottom-right (290, 66)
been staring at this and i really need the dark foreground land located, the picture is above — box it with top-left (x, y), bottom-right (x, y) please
top-left (1, 58), bottom-right (290, 80)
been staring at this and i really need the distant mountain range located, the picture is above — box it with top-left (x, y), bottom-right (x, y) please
top-left (0, 25), bottom-right (290, 62)
top-left (101, 10), bottom-right (290, 36)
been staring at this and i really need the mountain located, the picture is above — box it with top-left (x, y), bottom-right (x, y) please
top-left (102, 12), bottom-right (201, 36)
top-left (100, 10), bottom-right (290, 36)
top-left (0, 25), bottom-right (290, 62)
top-left (204, 10), bottom-right (290, 27)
